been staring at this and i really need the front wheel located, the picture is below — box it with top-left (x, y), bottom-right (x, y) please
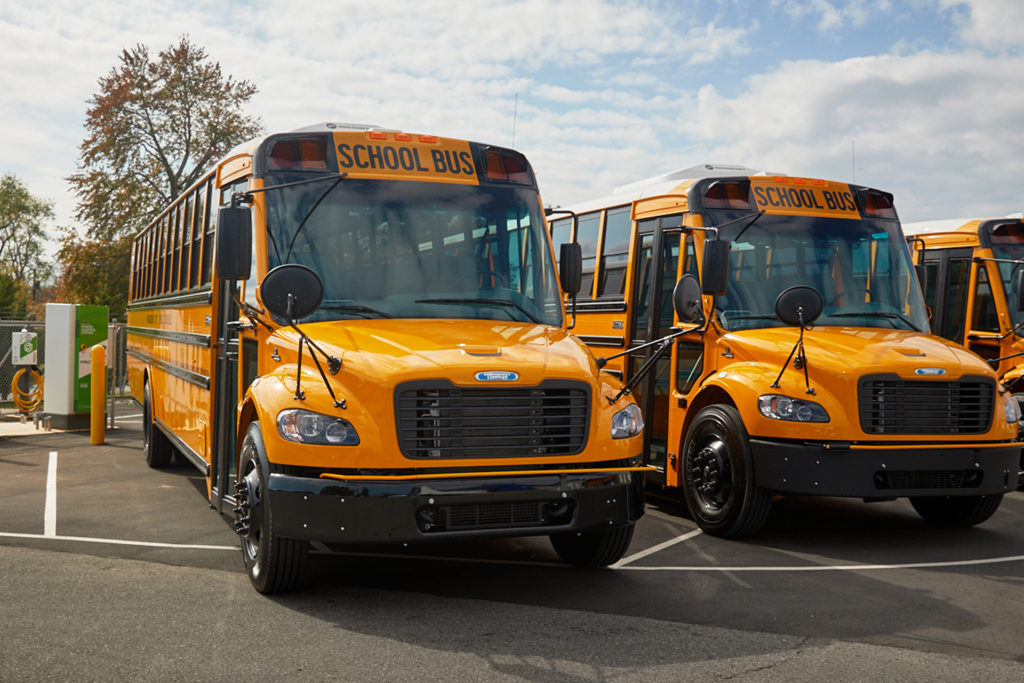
top-left (550, 523), bottom-right (634, 568)
top-left (681, 403), bottom-right (772, 538)
top-left (236, 422), bottom-right (308, 594)
top-left (909, 494), bottom-right (1004, 527)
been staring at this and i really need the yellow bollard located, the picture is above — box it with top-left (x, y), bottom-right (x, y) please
top-left (90, 344), bottom-right (106, 445)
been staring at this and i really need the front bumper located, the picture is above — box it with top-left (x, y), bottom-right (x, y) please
top-left (266, 468), bottom-right (646, 543)
top-left (750, 439), bottom-right (1020, 497)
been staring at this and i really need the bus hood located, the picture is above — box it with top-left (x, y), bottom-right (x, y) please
top-left (720, 326), bottom-right (994, 382)
top-left (289, 318), bottom-right (594, 386)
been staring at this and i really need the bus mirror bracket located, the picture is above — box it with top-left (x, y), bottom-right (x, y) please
top-left (771, 286), bottom-right (823, 395)
top-left (261, 264), bottom-right (346, 408)
top-left (216, 201), bottom-right (253, 281)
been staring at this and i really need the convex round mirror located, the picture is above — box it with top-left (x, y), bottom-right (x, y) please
top-left (774, 285), bottom-right (823, 327)
top-left (673, 273), bottom-right (703, 324)
top-left (260, 264), bottom-right (324, 321)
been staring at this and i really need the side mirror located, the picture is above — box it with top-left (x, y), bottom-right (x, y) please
top-left (260, 264), bottom-right (324, 322)
top-left (673, 274), bottom-right (703, 324)
top-left (701, 238), bottom-right (730, 295)
top-left (1017, 269), bottom-right (1024, 313)
top-left (775, 286), bottom-right (823, 327)
top-left (216, 205), bottom-right (253, 281)
top-left (559, 242), bottom-right (582, 295)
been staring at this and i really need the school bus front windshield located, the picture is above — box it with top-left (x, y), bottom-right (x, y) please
top-left (262, 175), bottom-right (562, 326)
top-left (709, 212), bottom-right (930, 333)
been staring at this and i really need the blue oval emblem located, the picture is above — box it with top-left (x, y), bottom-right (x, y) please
top-left (475, 370), bottom-right (518, 382)
top-left (914, 368), bottom-right (946, 376)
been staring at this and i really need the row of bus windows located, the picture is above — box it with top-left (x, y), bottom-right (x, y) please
top-left (131, 177), bottom-right (218, 301)
top-left (550, 205), bottom-right (632, 300)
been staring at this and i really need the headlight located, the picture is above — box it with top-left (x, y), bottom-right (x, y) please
top-left (611, 403), bottom-right (644, 439)
top-left (277, 409), bottom-right (360, 445)
top-left (758, 394), bottom-right (830, 423)
top-left (1005, 396), bottom-right (1021, 424)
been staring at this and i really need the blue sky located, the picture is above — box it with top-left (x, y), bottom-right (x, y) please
top-left (2, 0), bottom-right (1023, 257)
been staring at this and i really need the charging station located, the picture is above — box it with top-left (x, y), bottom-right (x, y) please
top-left (43, 303), bottom-right (109, 429)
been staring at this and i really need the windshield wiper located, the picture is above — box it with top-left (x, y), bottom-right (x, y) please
top-left (320, 303), bottom-right (393, 319)
top-left (415, 297), bottom-right (542, 324)
top-left (825, 311), bottom-right (920, 331)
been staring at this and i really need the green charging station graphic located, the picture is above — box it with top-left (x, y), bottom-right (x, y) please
top-left (73, 305), bottom-right (109, 413)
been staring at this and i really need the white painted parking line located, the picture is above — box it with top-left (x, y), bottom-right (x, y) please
top-left (44, 451), bottom-right (57, 537)
top-left (612, 528), bottom-right (703, 568)
top-left (0, 531), bottom-right (235, 551)
top-left (618, 554), bottom-right (1024, 572)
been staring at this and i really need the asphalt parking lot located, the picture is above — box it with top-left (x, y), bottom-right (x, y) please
top-left (1, 412), bottom-right (1023, 680)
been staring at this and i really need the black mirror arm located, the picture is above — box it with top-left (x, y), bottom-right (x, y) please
top-left (596, 325), bottom-right (701, 369)
top-left (227, 288), bottom-right (274, 333)
top-left (605, 335), bottom-right (674, 406)
top-left (770, 309), bottom-right (815, 395)
top-left (292, 328), bottom-right (346, 409)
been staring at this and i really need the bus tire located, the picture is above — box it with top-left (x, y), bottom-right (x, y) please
top-left (143, 380), bottom-right (174, 468)
top-left (909, 494), bottom-right (1004, 527)
top-left (550, 522), bottom-right (634, 568)
top-left (681, 404), bottom-right (772, 538)
top-left (237, 421), bottom-right (308, 594)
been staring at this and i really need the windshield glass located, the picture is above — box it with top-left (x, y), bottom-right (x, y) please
top-left (262, 175), bottom-right (561, 325)
top-left (709, 212), bottom-right (930, 332)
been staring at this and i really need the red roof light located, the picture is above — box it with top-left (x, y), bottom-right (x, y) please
top-left (703, 180), bottom-right (751, 209)
top-left (268, 137), bottom-right (328, 171)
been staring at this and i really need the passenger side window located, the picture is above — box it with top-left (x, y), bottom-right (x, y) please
top-left (576, 212), bottom-right (601, 300)
top-left (972, 265), bottom-right (999, 332)
top-left (597, 207), bottom-right (631, 298)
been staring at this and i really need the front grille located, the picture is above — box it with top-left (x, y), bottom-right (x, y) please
top-left (396, 380), bottom-right (590, 458)
top-left (858, 375), bottom-right (994, 435)
top-left (874, 470), bottom-right (983, 489)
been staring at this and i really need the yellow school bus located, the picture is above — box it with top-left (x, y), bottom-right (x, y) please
top-left (903, 216), bottom-right (1024, 489)
top-left (126, 123), bottom-right (647, 592)
top-left (550, 164), bottom-right (1021, 538)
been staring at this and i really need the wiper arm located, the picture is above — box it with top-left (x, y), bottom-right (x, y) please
top-left (415, 297), bottom-right (542, 324)
top-left (320, 303), bottom-right (393, 319)
top-left (284, 175), bottom-right (347, 262)
top-left (825, 311), bottom-right (920, 331)
top-left (233, 173), bottom-right (347, 264)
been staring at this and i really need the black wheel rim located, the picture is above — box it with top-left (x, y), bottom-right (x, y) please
top-left (689, 434), bottom-right (733, 514)
top-left (239, 455), bottom-right (263, 578)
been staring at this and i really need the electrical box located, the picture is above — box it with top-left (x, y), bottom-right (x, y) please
top-left (44, 303), bottom-right (109, 429)
top-left (11, 330), bottom-right (38, 366)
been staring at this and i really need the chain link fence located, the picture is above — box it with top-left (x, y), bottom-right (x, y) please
top-left (0, 321), bottom-right (129, 417)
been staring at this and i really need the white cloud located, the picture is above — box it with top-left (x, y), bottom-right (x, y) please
top-left (939, 0), bottom-right (1024, 49)
top-left (667, 51), bottom-right (1024, 220)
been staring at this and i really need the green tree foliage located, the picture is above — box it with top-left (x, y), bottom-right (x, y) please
top-left (55, 233), bottom-right (132, 320)
top-left (60, 36), bottom-right (261, 315)
top-left (0, 174), bottom-right (53, 317)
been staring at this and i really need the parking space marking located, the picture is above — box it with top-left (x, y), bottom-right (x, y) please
top-left (44, 451), bottom-right (57, 537)
top-left (612, 529), bottom-right (703, 568)
top-left (0, 531), bottom-right (235, 551)
top-left (617, 554), bottom-right (1024, 572)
